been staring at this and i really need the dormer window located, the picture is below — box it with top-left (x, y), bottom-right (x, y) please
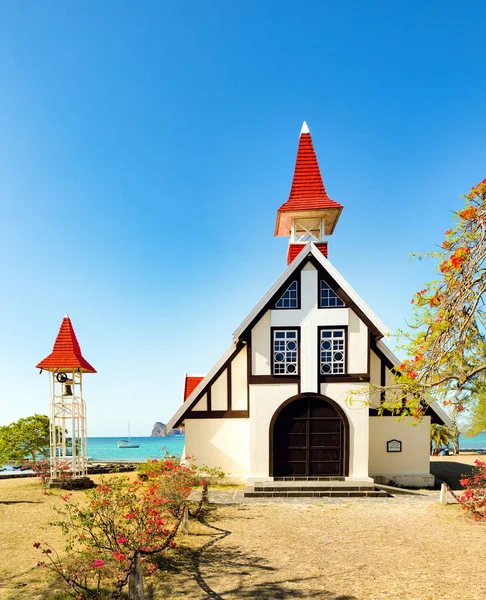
top-left (290, 218), bottom-right (325, 243)
top-left (320, 280), bottom-right (345, 308)
top-left (275, 280), bottom-right (298, 309)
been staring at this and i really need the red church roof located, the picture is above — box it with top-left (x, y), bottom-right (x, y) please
top-left (275, 122), bottom-right (343, 236)
top-left (36, 315), bottom-right (96, 373)
top-left (183, 375), bottom-right (204, 401)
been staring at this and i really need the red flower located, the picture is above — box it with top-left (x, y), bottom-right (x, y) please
top-left (116, 534), bottom-right (127, 544)
top-left (33, 542), bottom-right (41, 549)
top-left (92, 559), bottom-right (105, 569)
top-left (459, 206), bottom-right (477, 220)
top-left (113, 551), bottom-right (127, 562)
top-left (125, 513), bottom-right (135, 519)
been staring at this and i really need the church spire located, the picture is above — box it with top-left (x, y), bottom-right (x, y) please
top-left (275, 122), bottom-right (343, 264)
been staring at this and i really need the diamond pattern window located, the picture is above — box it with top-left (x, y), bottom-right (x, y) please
top-left (320, 281), bottom-right (345, 308)
top-left (273, 330), bottom-right (298, 375)
top-left (320, 329), bottom-right (345, 375)
top-left (275, 281), bottom-right (298, 309)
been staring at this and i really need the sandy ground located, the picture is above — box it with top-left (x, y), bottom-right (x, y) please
top-left (1, 458), bottom-right (485, 600)
top-left (153, 498), bottom-right (485, 600)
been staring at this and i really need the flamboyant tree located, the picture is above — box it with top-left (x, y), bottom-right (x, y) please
top-left (376, 178), bottom-right (486, 419)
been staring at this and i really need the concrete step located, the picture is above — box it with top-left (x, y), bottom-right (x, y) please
top-left (253, 485), bottom-right (376, 492)
top-left (244, 489), bottom-right (389, 498)
top-left (271, 476), bottom-right (346, 482)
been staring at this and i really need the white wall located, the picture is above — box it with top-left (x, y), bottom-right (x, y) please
top-left (348, 310), bottom-right (368, 374)
top-left (369, 416), bottom-right (431, 476)
top-left (249, 383), bottom-right (299, 477)
top-left (252, 311), bottom-right (271, 375)
top-left (369, 350), bottom-right (382, 408)
top-left (320, 382), bottom-right (370, 479)
top-left (185, 419), bottom-right (250, 476)
top-left (192, 393), bottom-right (207, 411)
top-left (231, 345), bottom-right (248, 410)
top-left (211, 369), bottom-right (228, 410)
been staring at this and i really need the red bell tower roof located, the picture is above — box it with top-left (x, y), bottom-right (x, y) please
top-left (36, 315), bottom-right (96, 373)
top-left (275, 122), bottom-right (343, 237)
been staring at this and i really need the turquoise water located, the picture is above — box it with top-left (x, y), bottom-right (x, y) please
top-left (458, 431), bottom-right (486, 451)
top-left (87, 436), bottom-right (186, 461)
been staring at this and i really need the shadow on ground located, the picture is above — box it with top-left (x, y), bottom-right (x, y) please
top-left (0, 500), bottom-right (42, 505)
top-left (156, 508), bottom-right (358, 600)
top-left (430, 459), bottom-right (476, 490)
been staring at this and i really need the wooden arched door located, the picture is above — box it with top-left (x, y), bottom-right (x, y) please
top-left (271, 394), bottom-right (348, 477)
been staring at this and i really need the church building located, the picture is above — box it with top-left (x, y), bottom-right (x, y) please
top-left (167, 122), bottom-right (449, 487)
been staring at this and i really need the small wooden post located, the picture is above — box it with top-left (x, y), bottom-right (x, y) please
top-left (128, 551), bottom-right (144, 600)
top-left (181, 504), bottom-right (189, 534)
top-left (440, 482), bottom-right (448, 505)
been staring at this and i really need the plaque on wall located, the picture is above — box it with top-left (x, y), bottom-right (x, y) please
top-left (387, 439), bottom-right (402, 452)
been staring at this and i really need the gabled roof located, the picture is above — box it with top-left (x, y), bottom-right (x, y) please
top-left (168, 244), bottom-right (389, 429)
top-left (168, 243), bottom-right (448, 428)
top-left (233, 242), bottom-right (390, 341)
top-left (36, 315), bottom-right (96, 373)
top-left (183, 375), bottom-right (205, 401)
top-left (275, 122), bottom-right (343, 236)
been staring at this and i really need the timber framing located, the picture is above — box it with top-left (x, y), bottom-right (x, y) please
top-left (172, 340), bottom-right (246, 427)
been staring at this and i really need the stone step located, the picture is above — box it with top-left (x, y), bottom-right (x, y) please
top-left (253, 485), bottom-right (375, 492)
top-left (244, 489), bottom-right (389, 498)
top-left (273, 476), bottom-right (346, 481)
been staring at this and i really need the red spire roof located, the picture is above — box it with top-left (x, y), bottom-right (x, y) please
top-left (279, 123), bottom-right (342, 212)
top-left (183, 375), bottom-right (204, 401)
top-left (275, 122), bottom-right (343, 236)
top-left (36, 315), bottom-right (96, 373)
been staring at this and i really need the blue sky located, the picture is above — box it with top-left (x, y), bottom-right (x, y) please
top-left (1, 1), bottom-right (485, 435)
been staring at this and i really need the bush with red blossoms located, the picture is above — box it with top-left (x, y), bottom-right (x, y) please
top-left (33, 458), bottom-right (73, 483)
top-left (33, 458), bottom-right (205, 598)
top-left (458, 459), bottom-right (486, 522)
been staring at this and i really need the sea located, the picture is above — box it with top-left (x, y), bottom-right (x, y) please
top-left (86, 435), bottom-right (186, 462)
top-left (457, 431), bottom-right (486, 452)
top-left (0, 436), bottom-right (186, 473)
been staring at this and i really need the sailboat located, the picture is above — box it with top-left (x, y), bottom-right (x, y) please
top-left (117, 424), bottom-right (139, 448)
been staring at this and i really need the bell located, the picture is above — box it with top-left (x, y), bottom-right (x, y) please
top-left (62, 383), bottom-right (73, 397)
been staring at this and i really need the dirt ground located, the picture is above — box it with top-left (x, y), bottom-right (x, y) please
top-left (154, 499), bottom-right (485, 600)
top-left (1, 459), bottom-right (486, 600)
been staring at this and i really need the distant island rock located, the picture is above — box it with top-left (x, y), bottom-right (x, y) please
top-left (151, 422), bottom-right (167, 437)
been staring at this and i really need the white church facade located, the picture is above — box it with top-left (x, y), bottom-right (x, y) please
top-left (167, 123), bottom-right (449, 487)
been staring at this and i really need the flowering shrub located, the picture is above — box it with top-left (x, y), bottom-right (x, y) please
top-left (458, 459), bottom-right (486, 522)
top-left (33, 458), bottom-right (204, 598)
top-left (33, 459), bottom-right (72, 483)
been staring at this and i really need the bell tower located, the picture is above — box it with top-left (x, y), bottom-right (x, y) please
top-left (275, 122), bottom-right (343, 264)
top-left (36, 315), bottom-right (96, 487)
